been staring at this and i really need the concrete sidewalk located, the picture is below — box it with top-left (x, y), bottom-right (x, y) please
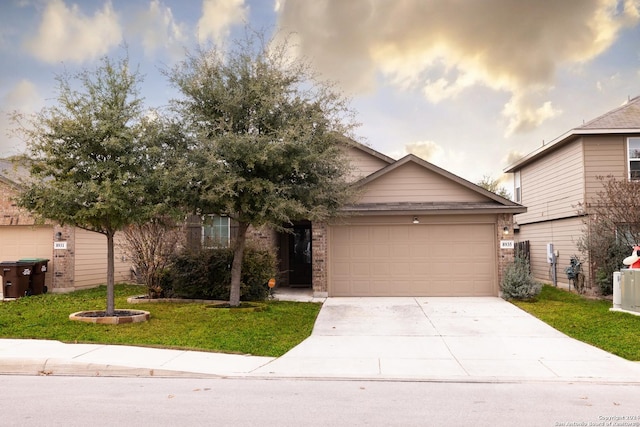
top-left (2, 293), bottom-right (640, 383)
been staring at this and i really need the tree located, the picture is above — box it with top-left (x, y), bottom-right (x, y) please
top-left (13, 56), bottom-right (182, 315)
top-left (477, 175), bottom-right (512, 199)
top-left (577, 175), bottom-right (640, 294)
top-left (168, 31), bottom-right (358, 306)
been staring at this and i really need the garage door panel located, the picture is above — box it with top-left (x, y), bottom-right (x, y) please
top-left (333, 261), bottom-right (351, 275)
top-left (329, 222), bottom-right (496, 297)
top-left (371, 243), bottom-right (389, 257)
top-left (371, 262), bottom-right (389, 275)
top-left (352, 280), bottom-right (371, 294)
top-left (390, 262), bottom-right (412, 276)
top-left (350, 243), bottom-right (370, 258)
top-left (351, 262), bottom-right (371, 275)
top-left (389, 243), bottom-right (410, 257)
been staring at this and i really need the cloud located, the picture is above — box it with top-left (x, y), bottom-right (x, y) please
top-left (0, 79), bottom-right (44, 156)
top-left (131, 0), bottom-right (188, 59)
top-left (402, 140), bottom-right (443, 163)
top-left (24, 0), bottom-right (122, 63)
top-left (3, 79), bottom-right (41, 110)
top-left (502, 92), bottom-right (563, 136)
top-left (197, 0), bottom-right (247, 45)
top-left (400, 140), bottom-right (470, 179)
top-left (277, 0), bottom-right (640, 131)
top-left (504, 149), bottom-right (525, 168)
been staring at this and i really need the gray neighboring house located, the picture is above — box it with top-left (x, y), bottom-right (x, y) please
top-left (504, 95), bottom-right (640, 288)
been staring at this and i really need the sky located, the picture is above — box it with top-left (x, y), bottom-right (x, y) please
top-left (1, 0), bottom-right (640, 193)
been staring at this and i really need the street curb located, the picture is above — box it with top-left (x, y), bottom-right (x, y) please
top-left (0, 358), bottom-right (221, 378)
top-left (3, 359), bottom-right (640, 384)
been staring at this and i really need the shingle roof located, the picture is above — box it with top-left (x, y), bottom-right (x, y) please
top-left (505, 95), bottom-right (640, 172)
top-left (0, 159), bottom-right (30, 187)
top-left (578, 95), bottom-right (640, 130)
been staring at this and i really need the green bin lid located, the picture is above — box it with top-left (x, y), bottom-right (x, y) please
top-left (18, 258), bottom-right (49, 262)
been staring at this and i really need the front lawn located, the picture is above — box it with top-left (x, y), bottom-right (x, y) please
top-left (0, 284), bottom-right (322, 357)
top-left (512, 285), bottom-right (640, 361)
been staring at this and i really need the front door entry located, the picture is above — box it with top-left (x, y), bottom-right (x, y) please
top-left (288, 223), bottom-right (312, 286)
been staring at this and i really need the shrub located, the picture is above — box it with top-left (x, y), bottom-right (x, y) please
top-left (120, 218), bottom-right (184, 298)
top-left (595, 240), bottom-right (628, 295)
top-left (501, 256), bottom-right (542, 300)
top-left (163, 245), bottom-right (277, 301)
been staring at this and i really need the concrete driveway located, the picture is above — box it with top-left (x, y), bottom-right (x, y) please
top-left (254, 297), bottom-right (640, 382)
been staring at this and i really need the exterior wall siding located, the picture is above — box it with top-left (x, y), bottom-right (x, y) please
top-left (73, 229), bottom-right (132, 289)
top-left (359, 162), bottom-right (487, 204)
top-left (515, 216), bottom-right (585, 288)
top-left (346, 146), bottom-right (390, 181)
top-left (583, 135), bottom-right (626, 203)
top-left (515, 139), bottom-right (585, 225)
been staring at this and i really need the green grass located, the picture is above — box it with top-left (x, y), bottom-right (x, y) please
top-left (0, 284), bottom-right (322, 357)
top-left (512, 285), bottom-right (640, 361)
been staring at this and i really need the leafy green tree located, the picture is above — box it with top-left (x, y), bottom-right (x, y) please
top-left (13, 56), bottom-right (183, 315)
top-left (168, 32), bottom-right (358, 306)
top-left (477, 175), bottom-right (512, 199)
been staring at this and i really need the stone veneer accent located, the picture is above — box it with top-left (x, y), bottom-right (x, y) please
top-left (311, 222), bottom-right (328, 297)
top-left (497, 213), bottom-right (515, 292)
top-left (51, 224), bottom-right (76, 291)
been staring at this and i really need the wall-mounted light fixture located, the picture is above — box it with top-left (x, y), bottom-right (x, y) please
top-left (413, 217), bottom-right (420, 224)
top-left (503, 226), bottom-right (509, 235)
top-left (55, 231), bottom-right (63, 241)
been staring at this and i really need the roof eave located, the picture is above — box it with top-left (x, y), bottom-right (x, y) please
top-left (504, 127), bottom-right (640, 173)
top-left (340, 206), bottom-right (527, 216)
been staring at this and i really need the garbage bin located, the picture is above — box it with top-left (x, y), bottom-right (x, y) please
top-left (0, 261), bottom-right (33, 299)
top-left (18, 258), bottom-right (49, 295)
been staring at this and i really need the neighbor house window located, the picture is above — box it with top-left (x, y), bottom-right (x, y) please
top-left (514, 171), bottom-right (521, 203)
top-left (202, 215), bottom-right (230, 247)
top-left (616, 222), bottom-right (640, 247)
top-left (628, 137), bottom-right (640, 180)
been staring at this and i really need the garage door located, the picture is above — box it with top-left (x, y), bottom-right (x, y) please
top-left (0, 226), bottom-right (53, 262)
top-left (0, 226), bottom-right (54, 295)
top-left (329, 223), bottom-right (496, 296)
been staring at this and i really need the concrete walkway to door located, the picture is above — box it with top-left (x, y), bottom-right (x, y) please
top-left (254, 297), bottom-right (640, 382)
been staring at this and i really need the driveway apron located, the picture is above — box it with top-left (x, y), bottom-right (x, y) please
top-left (254, 297), bottom-right (640, 382)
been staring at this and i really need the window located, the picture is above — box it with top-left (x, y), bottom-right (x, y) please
top-left (616, 222), bottom-right (640, 247)
top-left (628, 137), bottom-right (640, 180)
top-left (514, 171), bottom-right (521, 203)
top-left (202, 215), bottom-right (230, 247)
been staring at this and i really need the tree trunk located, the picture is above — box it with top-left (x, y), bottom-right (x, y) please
top-left (106, 230), bottom-right (115, 316)
top-left (229, 222), bottom-right (249, 307)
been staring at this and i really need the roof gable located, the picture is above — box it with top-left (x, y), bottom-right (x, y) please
top-left (344, 141), bottom-right (394, 181)
top-left (352, 154), bottom-right (522, 212)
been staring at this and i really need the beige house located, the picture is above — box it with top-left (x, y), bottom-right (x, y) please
top-left (3, 140), bottom-right (525, 299)
top-left (504, 95), bottom-right (640, 288)
top-left (0, 159), bottom-right (131, 297)
top-left (203, 143), bottom-right (526, 297)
